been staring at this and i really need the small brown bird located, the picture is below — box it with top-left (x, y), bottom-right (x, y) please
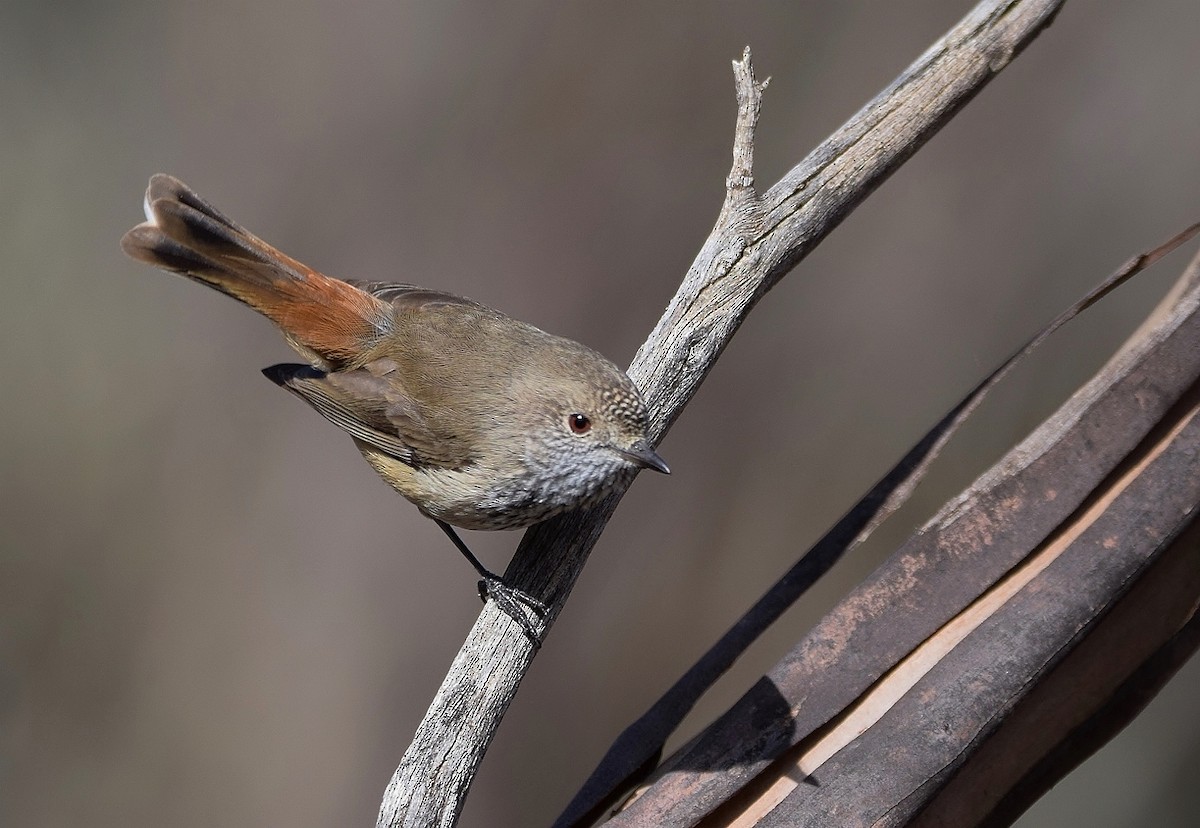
top-left (122, 174), bottom-right (668, 635)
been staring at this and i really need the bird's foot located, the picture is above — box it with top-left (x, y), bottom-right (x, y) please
top-left (477, 576), bottom-right (548, 646)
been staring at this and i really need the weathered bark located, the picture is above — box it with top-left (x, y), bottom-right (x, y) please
top-left (377, 1), bottom-right (1068, 825)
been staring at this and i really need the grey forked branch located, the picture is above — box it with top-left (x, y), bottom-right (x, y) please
top-left (377, 2), bottom-right (1066, 826)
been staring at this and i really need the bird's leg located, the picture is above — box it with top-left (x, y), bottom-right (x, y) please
top-left (434, 520), bottom-right (548, 644)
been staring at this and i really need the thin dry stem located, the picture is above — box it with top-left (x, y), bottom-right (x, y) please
top-left (378, 2), bottom-right (1065, 826)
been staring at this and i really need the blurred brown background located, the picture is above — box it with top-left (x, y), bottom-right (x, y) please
top-left (3, 2), bottom-right (1199, 826)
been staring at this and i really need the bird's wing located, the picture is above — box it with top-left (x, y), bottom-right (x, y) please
top-left (348, 281), bottom-right (491, 313)
top-left (263, 362), bottom-right (475, 470)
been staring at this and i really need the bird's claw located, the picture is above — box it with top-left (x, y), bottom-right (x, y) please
top-left (477, 577), bottom-right (547, 645)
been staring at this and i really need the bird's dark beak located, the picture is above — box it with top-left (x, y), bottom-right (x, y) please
top-left (616, 441), bottom-right (670, 474)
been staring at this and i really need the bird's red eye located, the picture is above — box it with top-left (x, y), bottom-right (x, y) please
top-left (568, 413), bottom-right (592, 434)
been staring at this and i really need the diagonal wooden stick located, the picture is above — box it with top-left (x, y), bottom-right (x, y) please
top-left (377, 2), bottom-right (1067, 826)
